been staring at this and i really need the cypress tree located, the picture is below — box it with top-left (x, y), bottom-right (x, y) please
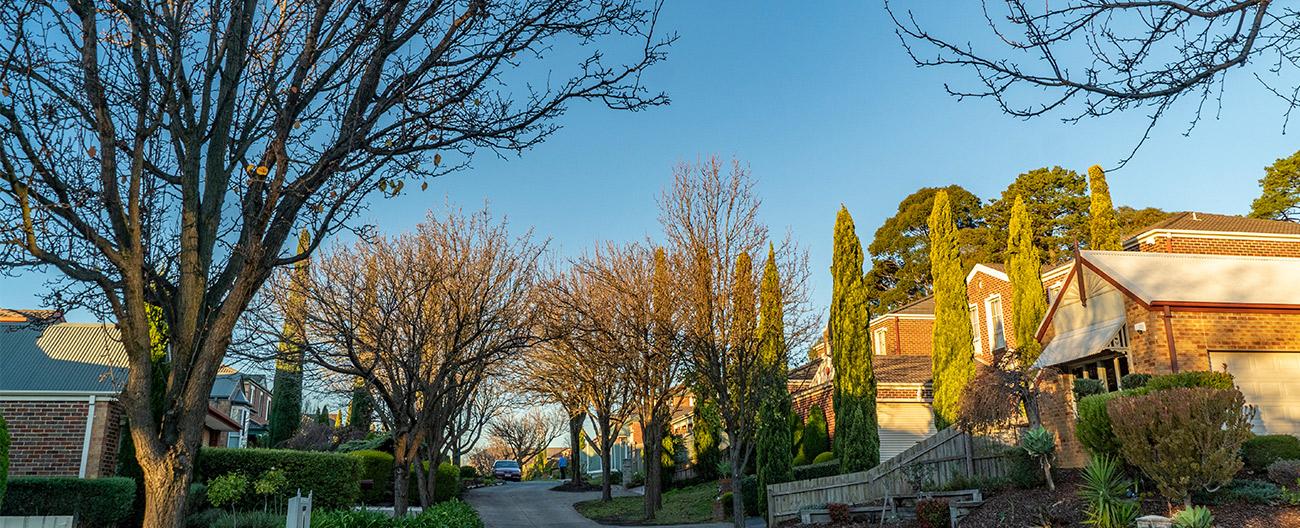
top-left (691, 394), bottom-right (723, 480)
top-left (1007, 195), bottom-right (1048, 367)
top-left (755, 246), bottom-right (793, 512)
top-left (268, 229), bottom-right (311, 446)
top-left (829, 207), bottom-right (878, 472)
top-left (928, 190), bottom-right (976, 429)
top-left (800, 405), bottom-right (830, 461)
top-left (1088, 165), bottom-right (1122, 251)
top-left (348, 377), bottom-right (374, 431)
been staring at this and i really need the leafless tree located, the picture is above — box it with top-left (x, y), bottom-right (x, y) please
top-left (447, 378), bottom-right (521, 466)
top-left (524, 332), bottom-right (594, 488)
top-left (487, 409), bottom-right (565, 469)
top-left (285, 207), bottom-right (542, 514)
top-left (887, 1), bottom-right (1287, 161)
top-left (659, 157), bottom-right (816, 528)
top-left (0, 0), bottom-right (669, 523)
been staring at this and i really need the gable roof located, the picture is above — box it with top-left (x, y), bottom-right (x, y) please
top-left (966, 263), bottom-right (1009, 284)
top-left (0, 322), bottom-right (127, 393)
top-left (0, 309), bottom-right (63, 323)
top-left (1082, 250), bottom-right (1300, 307)
top-left (875, 355), bottom-right (932, 384)
top-left (892, 295), bottom-right (935, 316)
top-left (1124, 211), bottom-right (1300, 243)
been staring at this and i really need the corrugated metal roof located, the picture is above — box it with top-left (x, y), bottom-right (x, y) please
top-left (1083, 250), bottom-right (1300, 305)
top-left (0, 322), bottom-right (127, 393)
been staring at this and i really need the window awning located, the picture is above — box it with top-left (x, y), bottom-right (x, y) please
top-left (1034, 317), bottom-right (1127, 368)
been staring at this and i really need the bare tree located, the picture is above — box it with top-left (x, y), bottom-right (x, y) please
top-left (524, 332), bottom-right (594, 488)
top-left (886, 1), bottom-right (1287, 161)
top-left (447, 379), bottom-right (520, 466)
top-left (659, 157), bottom-right (815, 528)
top-left (0, 0), bottom-right (669, 523)
top-left (288, 207), bottom-right (542, 514)
top-left (487, 410), bottom-right (565, 469)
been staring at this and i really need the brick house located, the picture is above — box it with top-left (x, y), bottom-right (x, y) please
top-left (1033, 250), bottom-right (1300, 467)
top-left (208, 368), bottom-right (272, 448)
top-left (0, 313), bottom-right (267, 478)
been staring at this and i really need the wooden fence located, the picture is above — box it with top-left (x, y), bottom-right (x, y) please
top-left (765, 428), bottom-right (1018, 525)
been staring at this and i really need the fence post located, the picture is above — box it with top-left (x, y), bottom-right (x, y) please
top-left (962, 433), bottom-right (974, 476)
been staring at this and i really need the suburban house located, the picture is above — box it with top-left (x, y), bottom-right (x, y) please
top-left (209, 367), bottom-right (272, 448)
top-left (0, 312), bottom-right (272, 477)
top-left (788, 295), bottom-right (938, 461)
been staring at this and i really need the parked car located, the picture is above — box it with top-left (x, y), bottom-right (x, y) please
top-left (493, 460), bottom-right (522, 481)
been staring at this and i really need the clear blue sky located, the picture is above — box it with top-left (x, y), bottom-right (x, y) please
top-left (7, 2), bottom-right (1295, 330)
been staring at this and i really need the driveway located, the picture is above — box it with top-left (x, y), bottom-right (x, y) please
top-left (463, 480), bottom-right (756, 528)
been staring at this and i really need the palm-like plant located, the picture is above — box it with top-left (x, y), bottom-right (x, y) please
top-left (1079, 455), bottom-right (1139, 528)
top-left (1021, 426), bottom-right (1057, 491)
top-left (1172, 506), bottom-right (1214, 528)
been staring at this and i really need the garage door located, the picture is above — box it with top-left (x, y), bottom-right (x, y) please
top-left (1209, 351), bottom-right (1300, 436)
top-left (878, 402), bottom-right (937, 461)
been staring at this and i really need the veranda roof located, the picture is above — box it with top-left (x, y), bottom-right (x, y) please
top-left (1035, 317), bottom-right (1126, 368)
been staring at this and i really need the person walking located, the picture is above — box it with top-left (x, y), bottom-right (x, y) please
top-left (558, 452), bottom-right (569, 480)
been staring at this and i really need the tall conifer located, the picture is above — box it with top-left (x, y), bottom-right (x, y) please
top-left (1007, 195), bottom-right (1048, 366)
top-left (268, 229), bottom-right (311, 446)
top-left (829, 207), bottom-right (878, 471)
top-left (1088, 165), bottom-right (1122, 250)
top-left (928, 191), bottom-right (976, 429)
top-left (755, 246), bottom-right (794, 513)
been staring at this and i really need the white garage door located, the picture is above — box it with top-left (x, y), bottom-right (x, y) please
top-left (878, 402), bottom-right (937, 461)
top-left (1209, 351), bottom-right (1300, 436)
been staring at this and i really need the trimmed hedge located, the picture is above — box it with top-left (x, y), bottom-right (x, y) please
top-left (348, 450), bottom-right (395, 504)
top-left (1242, 435), bottom-right (1300, 472)
top-left (792, 461), bottom-right (839, 481)
top-left (407, 462), bottom-right (460, 504)
top-left (311, 499), bottom-right (483, 528)
top-left (0, 477), bottom-right (135, 527)
top-left (812, 451), bottom-right (835, 464)
top-left (1073, 378), bottom-right (1106, 401)
top-left (196, 447), bottom-right (360, 509)
top-left (1120, 373), bottom-right (1151, 390)
top-left (1145, 371), bottom-right (1233, 392)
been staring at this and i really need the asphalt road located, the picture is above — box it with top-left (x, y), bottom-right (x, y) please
top-left (463, 480), bottom-right (756, 528)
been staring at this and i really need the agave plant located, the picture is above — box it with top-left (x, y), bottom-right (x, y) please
top-left (1172, 506), bottom-right (1214, 528)
top-left (1079, 455), bottom-right (1139, 528)
top-left (1021, 426), bottom-right (1057, 491)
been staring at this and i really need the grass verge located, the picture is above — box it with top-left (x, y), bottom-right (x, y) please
top-left (573, 482), bottom-right (718, 525)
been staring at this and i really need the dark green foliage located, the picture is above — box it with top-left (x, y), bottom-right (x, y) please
top-left (1116, 207), bottom-right (1174, 236)
top-left (934, 473), bottom-right (1010, 493)
top-left (791, 452), bottom-right (808, 466)
top-left (1250, 149), bottom-right (1300, 221)
top-left (830, 207), bottom-right (880, 472)
top-left (738, 475), bottom-right (761, 517)
top-left (459, 466), bottom-right (478, 479)
top-left (1193, 479), bottom-right (1281, 505)
top-left (1087, 166), bottom-right (1122, 251)
top-left (195, 447), bottom-right (360, 509)
top-left (197, 511), bottom-right (284, 528)
top-left (1267, 459), bottom-right (1300, 486)
top-left (0, 413), bottom-right (8, 508)
top-left (1076, 392), bottom-right (1124, 459)
top-left (1073, 378), bottom-right (1106, 401)
top-left (982, 166), bottom-right (1089, 264)
top-left (0, 477), bottom-right (135, 527)
top-left (348, 450), bottom-right (395, 504)
top-left (1145, 371), bottom-right (1234, 392)
top-left (1079, 455), bottom-right (1138, 528)
top-left (864, 185), bottom-right (986, 313)
top-left (800, 406), bottom-right (829, 461)
top-left (812, 452), bottom-right (834, 464)
top-left (791, 461), bottom-right (840, 481)
top-left (915, 498), bottom-right (951, 528)
top-left (789, 412), bottom-right (804, 459)
top-left (310, 499), bottom-right (483, 528)
top-left (348, 378), bottom-right (374, 431)
top-left (755, 246), bottom-right (795, 514)
top-left (691, 395), bottom-right (722, 481)
top-left (186, 482), bottom-right (209, 516)
top-left (929, 190), bottom-right (976, 429)
top-left (269, 229), bottom-right (311, 447)
top-left (1005, 447), bottom-right (1046, 489)
top-left (1242, 435), bottom-right (1300, 472)
top-left (719, 491), bottom-right (734, 518)
top-left (1120, 374), bottom-right (1151, 390)
top-left (406, 462), bottom-right (461, 504)
top-left (336, 433), bottom-right (394, 453)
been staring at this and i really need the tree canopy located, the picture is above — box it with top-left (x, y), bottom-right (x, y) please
top-left (1250, 150), bottom-right (1300, 222)
top-left (865, 186), bottom-right (986, 312)
top-left (982, 167), bottom-right (1089, 264)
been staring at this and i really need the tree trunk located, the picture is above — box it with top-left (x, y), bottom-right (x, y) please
top-left (569, 413), bottom-right (585, 486)
top-left (393, 462), bottom-right (411, 517)
top-left (599, 416), bottom-right (615, 501)
top-left (643, 422), bottom-right (662, 519)
top-left (1041, 457), bottom-right (1055, 491)
top-left (139, 450), bottom-right (194, 528)
top-left (729, 447), bottom-right (745, 528)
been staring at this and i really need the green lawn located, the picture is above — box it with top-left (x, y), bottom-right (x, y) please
top-left (573, 482), bottom-right (718, 525)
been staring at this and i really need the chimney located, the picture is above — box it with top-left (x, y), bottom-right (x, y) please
top-left (1191, 212), bottom-right (1200, 221)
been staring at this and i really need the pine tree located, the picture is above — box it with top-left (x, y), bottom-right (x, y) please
top-left (1007, 195), bottom-right (1048, 367)
top-left (928, 190), bottom-right (976, 429)
top-left (1088, 165), bottom-right (1122, 251)
top-left (755, 246), bottom-right (794, 513)
top-left (268, 229), bottom-right (311, 446)
top-left (829, 207), bottom-right (878, 472)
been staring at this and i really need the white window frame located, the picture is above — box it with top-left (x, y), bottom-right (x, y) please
top-left (873, 327), bottom-right (888, 355)
top-left (985, 294), bottom-right (1005, 351)
top-left (969, 303), bottom-right (981, 354)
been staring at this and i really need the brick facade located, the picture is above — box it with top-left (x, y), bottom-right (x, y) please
top-left (1136, 236), bottom-right (1300, 257)
top-left (868, 317), bottom-right (933, 356)
top-left (966, 269), bottom-right (1015, 363)
top-left (0, 399), bottom-right (120, 477)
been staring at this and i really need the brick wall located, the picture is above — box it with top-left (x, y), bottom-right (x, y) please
top-left (791, 383), bottom-right (835, 438)
top-left (1137, 236), bottom-right (1300, 257)
top-left (867, 317), bottom-right (934, 356)
top-left (0, 400), bottom-right (90, 476)
top-left (966, 270), bottom-right (1015, 363)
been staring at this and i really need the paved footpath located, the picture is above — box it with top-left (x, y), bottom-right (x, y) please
top-left (463, 480), bottom-right (763, 528)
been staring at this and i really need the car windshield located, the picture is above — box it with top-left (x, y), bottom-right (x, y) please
top-left (494, 460), bottom-right (520, 469)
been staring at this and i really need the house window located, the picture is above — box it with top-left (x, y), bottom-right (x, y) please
top-left (986, 296), bottom-right (1005, 351)
top-left (969, 304), bottom-right (981, 353)
top-left (873, 328), bottom-right (888, 355)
